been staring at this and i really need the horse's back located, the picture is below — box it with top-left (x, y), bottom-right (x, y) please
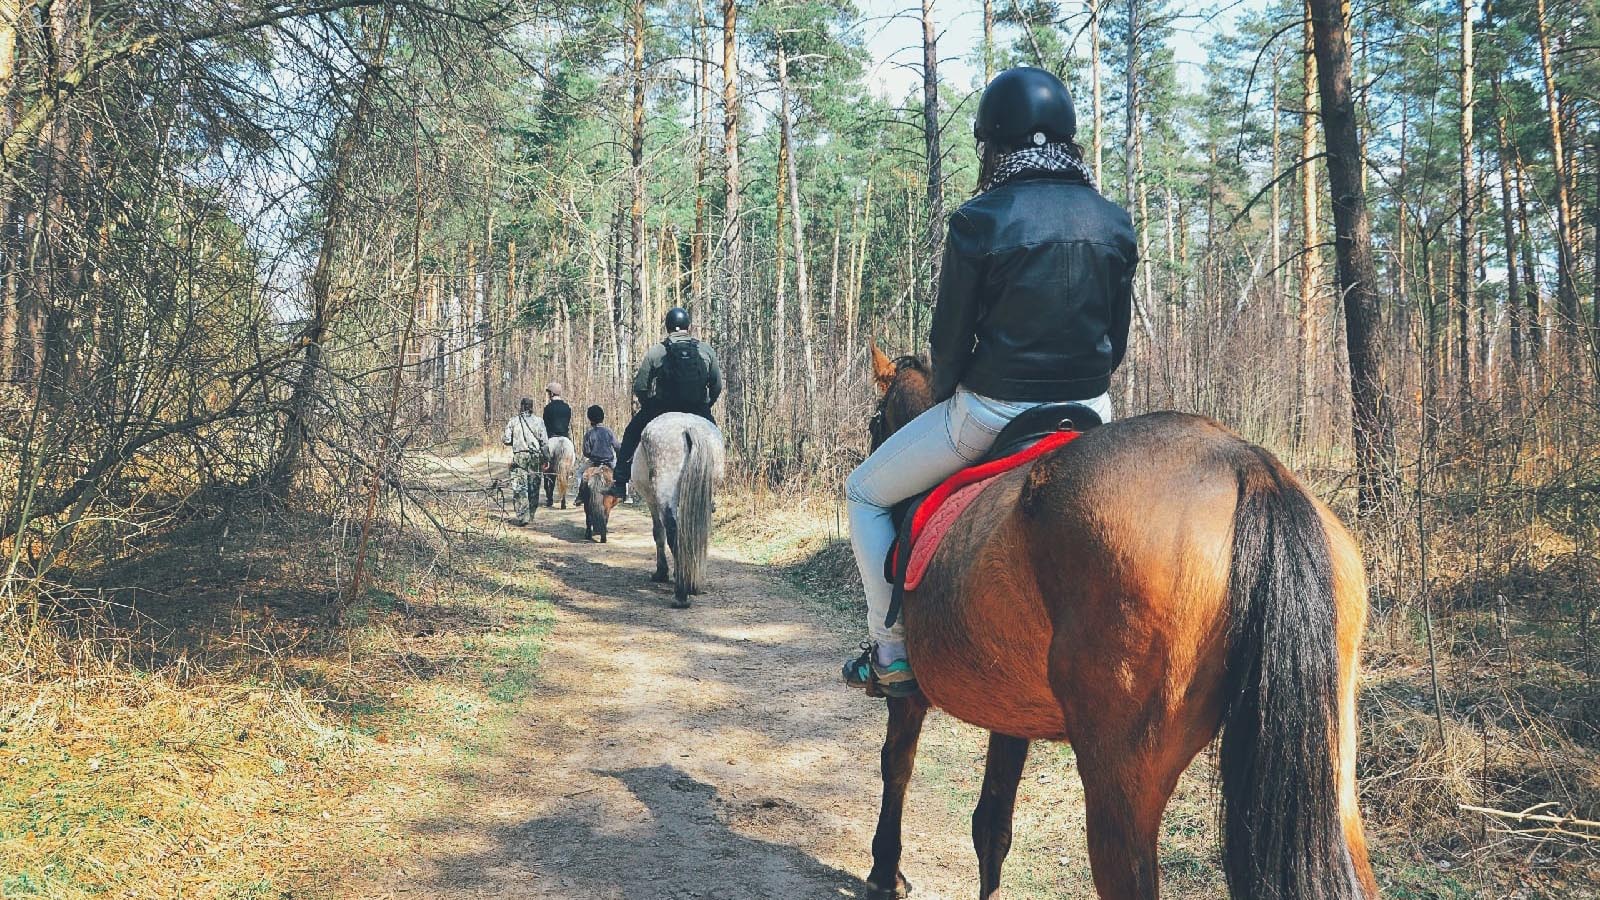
top-left (907, 412), bottom-right (1290, 741)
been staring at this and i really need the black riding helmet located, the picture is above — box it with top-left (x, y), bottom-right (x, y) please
top-left (973, 67), bottom-right (1077, 153)
top-left (664, 306), bottom-right (691, 332)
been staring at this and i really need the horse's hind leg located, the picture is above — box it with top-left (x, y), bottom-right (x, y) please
top-left (650, 511), bottom-right (670, 582)
top-left (1075, 739), bottom-right (1197, 900)
top-left (867, 694), bottom-right (929, 899)
top-left (662, 507), bottom-right (689, 608)
top-left (972, 732), bottom-right (1029, 899)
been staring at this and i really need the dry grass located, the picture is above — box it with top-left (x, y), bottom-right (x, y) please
top-left (0, 498), bottom-right (554, 899)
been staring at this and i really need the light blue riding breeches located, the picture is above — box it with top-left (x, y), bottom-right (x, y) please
top-left (845, 389), bottom-right (1114, 653)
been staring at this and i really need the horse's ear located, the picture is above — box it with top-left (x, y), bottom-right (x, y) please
top-left (870, 343), bottom-right (896, 394)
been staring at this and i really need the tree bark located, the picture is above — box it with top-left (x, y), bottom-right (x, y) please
top-left (778, 47), bottom-right (816, 434)
top-left (984, 0), bottom-right (994, 83)
top-left (1123, 0), bottom-right (1139, 210)
top-left (774, 88), bottom-right (788, 390)
top-left (1270, 50), bottom-right (1282, 313)
top-left (628, 0), bottom-right (646, 376)
top-left (1455, 0), bottom-right (1474, 404)
top-left (1089, 0), bottom-right (1102, 183)
top-left (1513, 157), bottom-right (1543, 383)
top-left (1297, 7), bottom-right (1319, 451)
top-left (1308, 0), bottom-right (1396, 512)
top-left (481, 167), bottom-right (495, 432)
top-left (921, 0), bottom-right (944, 314)
top-left (1492, 73), bottom-right (1521, 392)
top-left (693, 0), bottom-right (710, 315)
top-left (719, 0), bottom-right (742, 434)
top-left (1534, 0), bottom-right (1577, 359)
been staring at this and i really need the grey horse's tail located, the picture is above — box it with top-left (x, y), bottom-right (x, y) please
top-left (676, 429), bottom-right (715, 596)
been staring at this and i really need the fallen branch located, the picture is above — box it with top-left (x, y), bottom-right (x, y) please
top-left (1460, 802), bottom-right (1600, 842)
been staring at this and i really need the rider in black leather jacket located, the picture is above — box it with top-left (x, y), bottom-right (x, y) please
top-left (929, 169), bottom-right (1136, 403)
top-left (843, 66), bottom-right (1139, 698)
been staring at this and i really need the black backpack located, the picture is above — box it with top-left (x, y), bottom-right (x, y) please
top-left (659, 338), bottom-right (709, 409)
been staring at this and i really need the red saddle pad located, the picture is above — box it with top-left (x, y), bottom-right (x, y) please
top-left (903, 429), bottom-right (1081, 591)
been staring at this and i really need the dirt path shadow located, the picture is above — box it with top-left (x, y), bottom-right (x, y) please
top-left (366, 492), bottom-right (983, 899)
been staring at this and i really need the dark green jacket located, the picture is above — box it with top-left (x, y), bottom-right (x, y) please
top-left (633, 331), bottom-right (723, 409)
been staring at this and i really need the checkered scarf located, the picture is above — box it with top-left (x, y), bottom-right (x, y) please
top-left (981, 142), bottom-right (1097, 193)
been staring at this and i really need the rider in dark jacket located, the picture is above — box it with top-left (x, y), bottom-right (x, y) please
top-left (842, 67), bottom-right (1137, 697)
top-left (605, 307), bottom-right (722, 498)
top-left (928, 160), bottom-right (1134, 404)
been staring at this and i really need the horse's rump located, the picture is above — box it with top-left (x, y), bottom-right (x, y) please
top-left (905, 413), bottom-right (1249, 739)
top-left (635, 413), bottom-right (725, 603)
top-left (546, 436), bottom-right (575, 470)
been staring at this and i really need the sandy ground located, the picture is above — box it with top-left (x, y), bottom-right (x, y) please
top-left (373, 461), bottom-right (994, 899)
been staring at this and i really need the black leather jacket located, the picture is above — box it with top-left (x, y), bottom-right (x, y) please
top-left (928, 172), bottom-right (1137, 403)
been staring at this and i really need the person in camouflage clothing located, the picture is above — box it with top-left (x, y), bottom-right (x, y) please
top-left (502, 396), bottom-right (549, 526)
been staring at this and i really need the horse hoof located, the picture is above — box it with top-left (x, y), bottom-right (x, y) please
top-left (865, 872), bottom-right (912, 899)
top-left (671, 597), bottom-right (691, 609)
top-left (651, 572), bottom-right (671, 584)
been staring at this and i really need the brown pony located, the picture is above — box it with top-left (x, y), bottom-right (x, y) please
top-left (861, 346), bottom-right (1375, 900)
top-left (576, 465), bottom-right (619, 543)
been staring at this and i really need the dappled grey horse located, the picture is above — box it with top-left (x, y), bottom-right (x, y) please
top-left (633, 413), bottom-right (725, 608)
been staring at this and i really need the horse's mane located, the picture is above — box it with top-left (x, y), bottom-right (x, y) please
top-left (890, 354), bottom-right (927, 374)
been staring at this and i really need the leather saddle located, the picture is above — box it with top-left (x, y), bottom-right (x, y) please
top-left (882, 401), bottom-right (1103, 626)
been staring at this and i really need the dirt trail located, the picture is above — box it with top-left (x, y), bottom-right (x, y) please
top-left (376, 464), bottom-right (989, 899)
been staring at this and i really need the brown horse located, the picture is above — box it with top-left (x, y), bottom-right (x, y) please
top-left (861, 347), bottom-right (1376, 900)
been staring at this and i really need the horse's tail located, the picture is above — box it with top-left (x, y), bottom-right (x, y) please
top-left (674, 429), bottom-right (715, 596)
top-left (1219, 445), bottom-right (1371, 900)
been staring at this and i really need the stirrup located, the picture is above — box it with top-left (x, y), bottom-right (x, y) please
top-left (842, 643), bottom-right (918, 698)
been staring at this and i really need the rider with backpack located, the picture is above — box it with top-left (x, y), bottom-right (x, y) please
top-left (605, 307), bottom-right (722, 499)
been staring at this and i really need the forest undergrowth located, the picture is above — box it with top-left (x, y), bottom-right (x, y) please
top-left (0, 490), bottom-right (555, 899)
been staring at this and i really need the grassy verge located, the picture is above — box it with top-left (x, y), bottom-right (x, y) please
top-left (0, 505), bottom-right (554, 899)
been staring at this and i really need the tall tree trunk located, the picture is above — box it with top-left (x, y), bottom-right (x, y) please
top-left (0, 0), bottom-right (16, 378)
top-left (268, 7), bottom-right (392, 497)
top-left (1455, 0), bottom-right (1474, 404)
top-left (1089, 0), bottom-right (1102, 183)
top-left (849, 181), bottom-right (872, 361)
top-left (1592, 141), bottom-right (1600, 349)
top-left (922, 0), bottom-right (943, 309)
top-left (774, 89), bottom-right (788, 391)
top-left (719, 0), bottom-right (742, 435)
top-left (1492, 73), bottom-right (1522, 394)
top-left (983, 0), bottom-right (994, 82)
top-left (1123, 0), bottom-right (1139, 211)
top-left (629, 0), bottom-right (646, 375)
top-left (1297, 7), bottom-right (1319, 452)
top-left (1534, 0), bottom-right (1577, 359)
top-left (1514, 157), bottom-right (1543, 385)
top-left (1309, 0), bottom-right (1396, 512)
top-left (1270, 50), bottom-right (1282, 312)
top-left (693, 0), bottom-right (710, 316)
top-left (778, 47), bottom-right (817, 435)
top-left (481, 168), bottom-right (495, 433)
top-left (609, 203), bottom-right (625, 384)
